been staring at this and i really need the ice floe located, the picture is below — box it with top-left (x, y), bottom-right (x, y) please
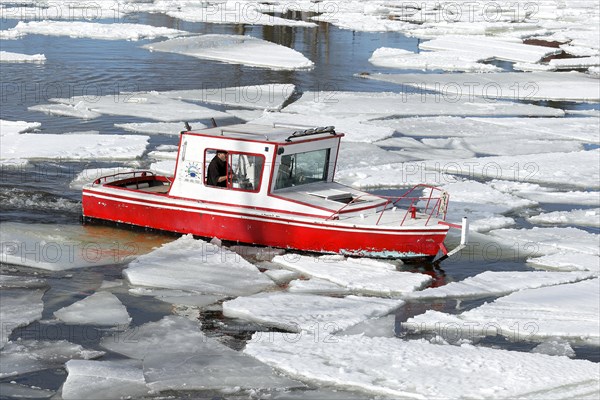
top-left (405, 270), bottom-right (597, 300)
top-left (4, 20), bottom-right (187, 40)
top-left (489, 181), bottom-right (600, 206)
top-left (62, 359), bottom-right (148, 400)
top-left (0, 119), bottom-right (40, 136)
top-left (69, 167), bottom-right (136, 189)
top-left (116, 121), bottom-right (208, 135)
top-left (532, 339), bottom-right (576, 358)
top-left (222, 292), bottom-right (402, 333)
top-left (45, 91), bottom-right (231, 121)
top-left (0, 383), bottom-right (53, 399)
top-left (369, 47), bottom-right (501, 72)
top-left (406, 278), bottom-right (600, 345)
top-left (549, 56), bottom-right (600, 70)
top-left (54, 291), bottom-right (131, 326)
top-left (419, 35), bottom-right (560, 64)
top-left (101, 316), bottom-right (302, 392)
top-left (287, 278), bottom-right (350, 296)
top-left (129, 287), bottom-right (224, 308)
top-left (273, 254), bottom-right (431, 296)
top-left (528, 208), bottom-right (600, 227)
top-left (246, 332), bottom-right (600, 399)
top-left (0, 1), bottom-right (127, 21)
top-left (528, 253), bottom-right (600, 274)
top-left (0, 132), bottom-right (149, 163)
top-left (0, 50), bottom-right (45, 62)
top-left (124, 235), bottom-right (276, 297)
top-left (0, 276), bottom-right (45, 349)
top-left (0, 222), bottom-right (151, 271)
top-left (0, 339), bottom-right (104, 378)
top-left (366, 72), bottom-right (600, 102)
top-left (144, 35), bottom-right (314, 70)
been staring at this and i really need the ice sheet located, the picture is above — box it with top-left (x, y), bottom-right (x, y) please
top-left (54, 292), bottom-right (131, 326)
top-left (284, 90), bottom-right (564, 117)
top-left (1, 132), bottom-right (149, 162)
top-left (406, 270), bottom-right (597, 300)
top-left (549, 56), bottom-right (600, 69)
top-left (69, 167), bottom-right (136, 189)
top-left (0, 50), bottom-right (45, 62)
top-left (29, 102), bottom-right (102, 119)
top-left (0, 284), bottom-right (45, 349)
top-left (369, 47), bottom-right (500, 72)
top-left (101, 316), bottom-right (301, 392)
top-left (0, 119), bottom-right (40, 136)
top-left (272, 255), bottom-right (431, 296)
top-left (489, 180), bottom-right (600, 206)
top-left (0, 383), bottom-right (53, 399)
top-left (366, 72), bottom-right (600, 102)
top-left (406, 278), bottom-right (600, 345)
top-left (124, 235), bottom-right (276, 296)
top-left (528, 253), bottom-right (600, 274)
top-left (149, 159), bottom-right (175, 175)
top-left (0, 222), bottom-right (148, 271)
top-left (287, 278), bottom-right (350, 295)
top-left (116, 121), bottom-right (208, 135)
top-left (419, 35), bottom-right (560, 63)
top-left (245, 332), bottom-right (600, 399)
top-left (222, 292), bottom-right (402, 333)
top-left (144, 35), bottom-right (314, 70)
top-left (49, 91), bottom-right (231, 121)
top-left (62, 360), bottom-right (148, 400)
top-left (528, 208), bottom-right (600, 227)
top-left (5, 20), bottom-right (187, 40)
top-left (0, 340), bottom-right (104, 378)
top-left (129, 287), bottom-right (224, 307)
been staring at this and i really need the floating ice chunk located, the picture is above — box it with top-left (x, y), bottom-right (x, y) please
top-left (406, 270), bottom-right (597, 300)
top-left (528, 208), bottom-right (600, 227)
top-left (313, 11), bottom-right (412, 32)
top-left (367, 72), bottom-right (600, 102)
top-left (49, 92), bottom-right (230, 121)
top-left (287, 278), bottom-right (350, 295)
top-left (489, 180), bottom-right (600, 206)
top-left (419, 35), bottom-right (560, 63)
top-left (149, 159), bottom-right (175, 176)
top-left (337, 314), bottom-right (397, 338)
top-left (144, 35), bottom-right (314, 70)
top-left (0, 382), bottom-right (53, 399)
top-left (489, 226), bottom-right (599, 257)
top-left (0, 340), bottom-right (104, 378)
top-left (245, 332), bottom-right (600, 399)
top-left (70, 167), bottom-right (136, 189)
top-left (54, 292), bottom-right (131, 326)
top-left (163, 84), bottom-right (295, 111)
top-left (532, 339), bottom-right (576, 358)
top-left (129, 287), bottom-right (224, 307)
top-left (116, 121), bottom-right (208, 135)
top-left (528, 253), bottom-right (600, 274)
top-left (272, 255), bottom-right (430, 296)
top-left (223, 292), bottom-right (402, 333)
top-left (0, 50), bottom-right (45, 62)
top-left (286, 90), bottom-right (564, 118)
top-left (370, 47), bottom-right (501, 72)
top-left (0, 119), bottom-right (40, 136)
top-left (1, 133), bottom-right (149, 162)
top-left (264, 269), bottom-right (300, 285)
top-left (29, 101), bottom-right (101, 119)
top-left (550, 56), bottom-right (600, 69)
top-left (101, 316), bottom-right (302, 392)
top-left (408, 278), bottom-right (600, 345)
top-left (62, 359), bottom-right (148, 400)
top-left (0, 222), bottom-right (149, 271)
top-left (513, 62), bottom-right (556, 72)
top-left (5, 20), bottom-right (187, 40)
top-left (124, 235), bottom-right (276, 296)
top-left (0, 285), bottom-right (45, 349)
top-left (166, 4), bottom-right (316, 27)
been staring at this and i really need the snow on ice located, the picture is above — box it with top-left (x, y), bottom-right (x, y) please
top-left (0, 50), bottom-right (45, 62)
top-left (4, 20), bottom-right (187, 40)
top-left (144, 35), bottom-right (314, 70)
top-left (528, 208), bottom-right (600, 228)
top-left (273, 254), bottom-right (431, 296)
top-left (369, 47), bottom-right (501, 72)
top-left (405, 270), bottom-right (597, 300)
top-left (124, 235), bottom-right (276, 297)
top-left (54, 291), bottom-right (131, 326)
top-left (0, 119), bottom-right (40, 136)
top-left (406, 278), bottom-right (600, 346)
top-left (0, 276), bottom-right (45, 349)
top-left (245, 332), bottom-right (600, 399)
top-left (222, 292), bottom-right (402, 333)
top-left (101, 316), bottom-right (302, 392)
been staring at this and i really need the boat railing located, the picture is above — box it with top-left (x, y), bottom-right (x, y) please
top-left (91, 170), bottom-right (157, 186)
top-left (326, 184), bottom-right (449, 226)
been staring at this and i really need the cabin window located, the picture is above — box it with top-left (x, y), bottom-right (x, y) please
top-left (204, 149), bottom-right (264, 192)
top-left (275, 148), bottom-right (330, 190)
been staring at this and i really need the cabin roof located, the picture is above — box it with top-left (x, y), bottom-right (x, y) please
top-left (185, 123), bottom-right (341, 144)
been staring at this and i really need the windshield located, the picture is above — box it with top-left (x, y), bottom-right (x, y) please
top-left (275, 148), bottom-right (330, 190)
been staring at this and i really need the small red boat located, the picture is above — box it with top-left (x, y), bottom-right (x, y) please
top-left (82, 124), bottom-right (468, 260)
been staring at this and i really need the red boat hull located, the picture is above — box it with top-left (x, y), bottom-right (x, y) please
top-left (83, 190), bottom-right (448, 259)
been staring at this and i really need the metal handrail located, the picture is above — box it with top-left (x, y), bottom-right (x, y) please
top-left (326, 184), bottom-right (449, 227)
top-left (91, 170), bottom-right (156, 186)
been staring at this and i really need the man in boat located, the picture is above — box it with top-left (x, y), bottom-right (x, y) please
top-left (207, 150), bottom-right (230, 187)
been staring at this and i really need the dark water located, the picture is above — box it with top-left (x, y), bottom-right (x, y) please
top-left (1, 11), bottom-right (598, 400)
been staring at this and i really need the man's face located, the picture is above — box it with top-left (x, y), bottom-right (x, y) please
top-left (217, 152), bottom-right (227, 161)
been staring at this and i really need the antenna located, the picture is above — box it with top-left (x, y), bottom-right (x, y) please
top-left (184, 122), bottom-right (191, 131)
